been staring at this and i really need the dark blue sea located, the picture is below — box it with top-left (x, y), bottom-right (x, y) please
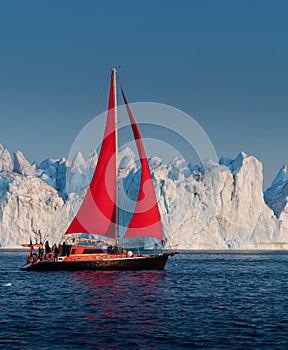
top-left (1, 250), bottom-right (288, 349)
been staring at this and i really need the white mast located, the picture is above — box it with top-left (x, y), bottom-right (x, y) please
top-left (112, 67), bottom-right (119, 246)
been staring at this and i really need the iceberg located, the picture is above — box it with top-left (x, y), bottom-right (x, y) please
top-left (264, 165), bottom-right (288, 219)
top-left (13, 150), bottom-right (36, 176)
top-left (1, 143), bottom-right (288, 249)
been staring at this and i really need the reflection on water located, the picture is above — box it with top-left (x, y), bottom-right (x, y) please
top-left (70, 271), bottom-right (167, 348)
top-left (1, 250), bottom-right (288, 349)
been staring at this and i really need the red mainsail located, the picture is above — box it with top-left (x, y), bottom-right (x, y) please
top-left (65, 71), bottom-right (117, 238)
top-left (121, 89), bottom-right (164, 242)
top-left (66, 69), bottom-right (163, 243)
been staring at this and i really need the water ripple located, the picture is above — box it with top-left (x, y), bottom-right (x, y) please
top-left (1, 250), bottom-right (288, 349)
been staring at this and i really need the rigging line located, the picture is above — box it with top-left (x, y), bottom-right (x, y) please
top-left (116, 68), bottom-right (126, 105)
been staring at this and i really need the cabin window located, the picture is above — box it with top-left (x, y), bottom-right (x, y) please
top-left (71, 248), bottom-right (76, 255)
top-left (83, 248), bottom-right (103, 254)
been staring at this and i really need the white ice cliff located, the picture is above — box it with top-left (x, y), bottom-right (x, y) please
top-left (0, 143), bottom-right (288, 249)
top-left (264, 165), bottom-right (288, 219)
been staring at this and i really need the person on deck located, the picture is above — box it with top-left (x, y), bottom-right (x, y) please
top-left (53, 244), bottom-right (59, 262)
top-left (45, 241), bottom-right (51, 254)
top-left (62, 242), bottom-right (67, 256)
top-left (38, 245), bottom-right (44, 261)
top-left (58, 243), bottom-right (63, 256)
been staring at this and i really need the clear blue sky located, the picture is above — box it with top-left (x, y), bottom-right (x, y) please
top-left (0, 0), bottom-right (287, 188)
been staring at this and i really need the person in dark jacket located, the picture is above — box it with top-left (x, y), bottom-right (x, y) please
top-left (45, 241), bottom-right (51, 254)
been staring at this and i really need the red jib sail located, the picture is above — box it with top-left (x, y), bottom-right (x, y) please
top-left (65, 71), bottom-right (117, 238)
top-left (121, 89), bottom-right (164, 242)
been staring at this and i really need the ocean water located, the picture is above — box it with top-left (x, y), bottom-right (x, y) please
top-left (1, 250), bottom-right (288, 349)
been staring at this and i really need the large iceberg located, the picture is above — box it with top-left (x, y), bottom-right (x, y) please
top-left (0, 143), bottom-right (288, 249)
top-left (264, 165), bottom-right (288, 219)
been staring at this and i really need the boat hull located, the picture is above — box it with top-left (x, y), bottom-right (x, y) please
top-left (21, 253), bottom-right (176, 271)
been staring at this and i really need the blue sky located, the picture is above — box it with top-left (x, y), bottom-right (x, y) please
top-left (0, 0), bottom-right (287, 188)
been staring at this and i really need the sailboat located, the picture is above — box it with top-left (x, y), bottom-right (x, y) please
top-left (21, 68), bottom-right (177, 271)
